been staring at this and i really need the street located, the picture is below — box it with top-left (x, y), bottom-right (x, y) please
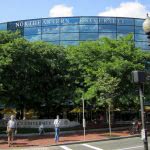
top-left (52, 137), bottom-right (148, 150)
top-left (10, 137), bottom-right (150, 150)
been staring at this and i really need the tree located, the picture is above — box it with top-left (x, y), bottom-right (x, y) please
top-left (0, 31), bottom-right (71, 118)
top-left (66, 34), bottom-right (150, 112)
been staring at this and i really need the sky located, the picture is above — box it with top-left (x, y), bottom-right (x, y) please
top-left (0, 0), bottom-right (150, 23)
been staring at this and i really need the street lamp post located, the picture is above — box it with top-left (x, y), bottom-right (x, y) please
top-left (143, 14), bottom-right (150, 46)
top-left (82, 97), bottom-right (86, 140)
top-left (142, 13), bottom-right (150, 150)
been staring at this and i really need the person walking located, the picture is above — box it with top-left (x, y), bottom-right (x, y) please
top-left (39, 123), bottom-right (45, 135)
top-left (7, 115), bottom-right (17, 147)
top-left (54, 115), bottom-right (61, 143)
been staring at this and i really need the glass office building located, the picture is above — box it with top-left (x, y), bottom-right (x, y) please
top-left (0, 16), bottom-right (149, 51)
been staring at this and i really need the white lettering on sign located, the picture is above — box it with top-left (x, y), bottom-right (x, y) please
top-left (117, 19), bottom-right (125, 24)
top-left (61, 18), bottom-right (70, 24)
top-left (99, 18), bottom-right (116, 24)
top-left (24, 20), bottom-right (41, 27)
top-left (16, 21), bottom-right (24, 27)
top-left (42, 19), bottom-right (60, 25)
top-left (80, 18), bottom-right (98, 24)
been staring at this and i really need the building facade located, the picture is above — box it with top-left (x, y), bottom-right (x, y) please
top-left (0, 16), bottom-right (149, 51)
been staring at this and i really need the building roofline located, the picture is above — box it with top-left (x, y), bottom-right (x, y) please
top-left (0, 16), bottom-right (145, 24)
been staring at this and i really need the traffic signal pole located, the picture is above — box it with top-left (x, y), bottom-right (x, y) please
top-left (139, 84), bottom-right (148, 150)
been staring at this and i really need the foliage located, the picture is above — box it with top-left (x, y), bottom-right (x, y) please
top-left (66, 34), bottom-right (150, 110)
top-left (0, 31), bottom-right (150, 117)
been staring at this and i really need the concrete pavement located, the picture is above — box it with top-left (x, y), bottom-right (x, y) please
top-left (0, 128), bottom-right (133, 149)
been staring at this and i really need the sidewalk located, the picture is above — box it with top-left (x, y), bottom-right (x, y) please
top-left (0, 128), bottom-right (132, 149)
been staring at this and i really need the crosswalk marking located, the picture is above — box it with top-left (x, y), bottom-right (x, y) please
top-left (82, 144), bottom-right (103, 150)
top-left (60, 145), bottom-right (73, 150)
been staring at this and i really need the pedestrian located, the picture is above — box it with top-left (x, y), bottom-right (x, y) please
top-left (7, 115), bottom-right (17, 147)
top-left (54, 115), bottom-right (61, 143)
top-left (39, 123), bottom-right (45, 135)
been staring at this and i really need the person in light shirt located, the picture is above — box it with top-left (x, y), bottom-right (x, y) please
top-left (7, 115), bottom-right (17, 147)
top-left (54, 115), bottom-right (61, 143)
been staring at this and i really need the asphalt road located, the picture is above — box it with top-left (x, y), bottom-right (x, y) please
top-left (51, 137), bottom-right (149, 150)
top-left (7, 137), bottom-right (150, 150)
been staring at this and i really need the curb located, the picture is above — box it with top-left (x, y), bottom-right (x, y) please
top-left (0, 127), bottom-right (129, 137)
top-left (50, 134), bottom-right (140, 147)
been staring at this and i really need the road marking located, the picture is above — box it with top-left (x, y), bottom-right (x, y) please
top-left (60, 145), bottom-right (73, 150)
top-left (116, 145), bottom-right (143, 150)
top-left (82, 144), bottom-right (103, 150)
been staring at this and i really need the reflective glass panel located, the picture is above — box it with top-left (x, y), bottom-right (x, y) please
top-left (80, 25), bottom-right (98, 32)
top-left (42, 18), bottom-right (60, 26)
top-left (135, 34), bottom-right (148, 42)
top-left (0, 23), bottom-right (7, 30)
top-left (42, 26), bottom-right (59, 34)
top-left (8, 21), bottom-right (24, 30)
top-left (24, 19), bottom-right (41, 27)
top-left (42, 34), bottom-right (59, 41)
top-left (135, 26), bottom-right (145, 34)
top-left (99, 25), bottom-right (116, 32)
top-left (99, 17), bottom-right (116, 24)
top-left (24, 27), bottom-right (41, 35)
top-left (99, 33), bottom-right (116, 39)
top-left (80, 17), bottom-right (98, 24)
top-left (117, 33), bottom-right (133, 39)
top-left (60, 17), bottom-right (79, 25)
top-left (47, 41), bottom-right (60, 45)
top-left (60, 41), bottom-right (79, 46)
top-left (135, 19), bottom-right (144, 26)
top-left (117, 18), bottom-right (134, 25)
top-left (60, 33), bottom-right (79, 40)
top-left (117, 26), bottom-right (134, 33)
top-left (60, 25), bottom-right (79, 32)
top-left (80, 33), bottom-right (99, 40)
top-left (135, 42), bottom-right (150, 50)
top-left (24, 35), bottom-right (41, 42)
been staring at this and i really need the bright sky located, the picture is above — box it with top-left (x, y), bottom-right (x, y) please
top-left (0, 0), bottom-right (150, 23)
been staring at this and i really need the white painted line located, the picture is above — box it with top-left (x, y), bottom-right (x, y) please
top-left (116, 145), bottom-right (143, 150)
top-left (82, 143), bottom-right (103, 150)
top-left (60, 145), bottom-right (73, 150)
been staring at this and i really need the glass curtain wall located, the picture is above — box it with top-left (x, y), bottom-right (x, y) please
top-left (0, 17), bottom-right (149, 50)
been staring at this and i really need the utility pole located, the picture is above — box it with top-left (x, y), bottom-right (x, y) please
top-left (131, 71), bottom-right (148, 150)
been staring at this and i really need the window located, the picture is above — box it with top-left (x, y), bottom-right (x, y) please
top-left (135, 26), bottom-right (145, 34)
top-left (60, 33), bottom-right (79, 40)
top-left (0, 23), bottom-right (7, 30)
top-left (42, 26), bottom-right (59, 34)
top-left (117, 33), bottom-right (133, 39)
top-left (117, 26), bottom-right (134, 33)
top-left (135, 42), bottom-right (150, 50)
top-left (135, 34), bottom-right (148, 42)
top-left (80, 17), bottom-right (98, 24)
top-left (117, 18), bottom-right (134, 25)
top-left (99, 25), bottom-right (116, 32)
top-left (99, 33), bottom-right (116, 39)
top-left (24, 35), bottom-right (41, 42)
top-left (46, 41), bottom-right (60, 45)
top-left (24, 27), bottom-right (41, 35)
top-left (60, 17), bottom-right (79, 25)
top-left (80, 25), bottom-right (98, 32)
top-left (80, 33), bottom-right (99, 40)
top-left (42, 34), bottom-right (59, 41)
top-left (60, 41), bottom-right (79, 46)
top-left (60, 25), bottom-right (79, 32)
top-left (135, 19), bottom-right (144, 26)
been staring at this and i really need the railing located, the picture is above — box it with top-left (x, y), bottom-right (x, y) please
top-left (0, 119), bottom-right (80, 128)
